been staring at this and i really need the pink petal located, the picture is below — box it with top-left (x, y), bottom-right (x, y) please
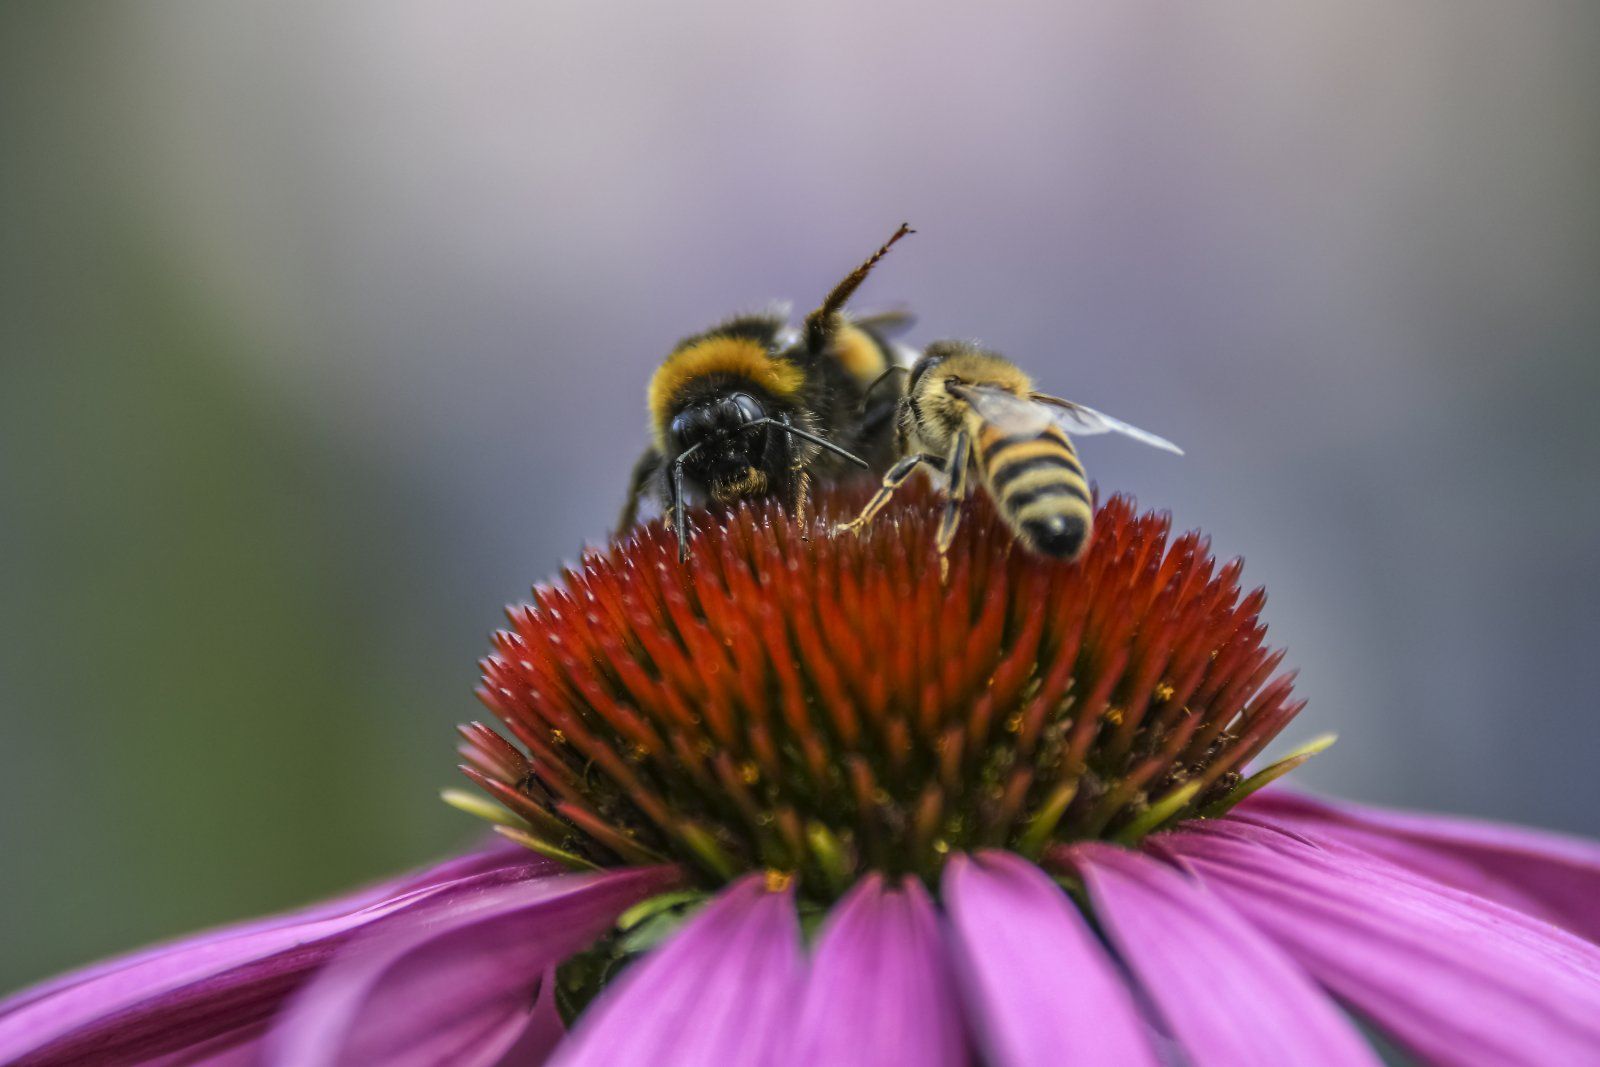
top-left (488, 980), bottom-right (567, 1067)
top-left (1161, 818), bottom-right (1600, 1067)
top-left (137, 1029), bottom-right (272, 1066)
top-left (265, 865), bottom-right (677, 1067)
top-left (784, 874), bottom-right (968, 1067)
top-left (550, 873), bottom-right (805, 1067)
top-left (942, 851), bottom-right (1158, 1067)
top-left (1243, 789), bottom-right (1600, 942)
top-left (1062, 841), bottom-right (1378, 1067)
top-left (0, 844), bottom-right (544, 1067)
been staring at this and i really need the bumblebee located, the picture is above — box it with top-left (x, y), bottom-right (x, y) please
top-left (836, 340), bottom-right (1182, 571)
top-left (619, 225), bottom-right (915, 560)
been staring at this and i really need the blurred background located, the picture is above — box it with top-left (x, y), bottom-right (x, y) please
top-left (3, 2), bottom-right (1598, 993)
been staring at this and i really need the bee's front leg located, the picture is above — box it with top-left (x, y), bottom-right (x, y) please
top-left (833, 452), bottom-right (946, 537)
top-left (791, 468), bottom-right (812, 538)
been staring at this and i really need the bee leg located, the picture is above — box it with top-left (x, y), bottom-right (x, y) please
top-left (833, 452), bottom-right (946, 537)
top-left (936, 432), bottom-right (973, 582)
top-left (792, 468), bottom-right (812, 538)
top-left (670, 455), bottom-right (690, 562)
top-left (617, 447), bottom-right (662, 534)
top-left (756, 413), bottom-right (825, 536)
top-left (668, 442), bottom-right (705, 564)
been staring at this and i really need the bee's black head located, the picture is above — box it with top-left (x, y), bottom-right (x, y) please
top-left (669, 391), bottom-right (780, 499)
top-left (670, 391), bottom-right (767, 451)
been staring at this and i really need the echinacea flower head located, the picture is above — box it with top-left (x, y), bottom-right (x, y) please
top-left (467, 490), bottom-right (1300, 895)
top-left (5, 485), bottom-right (1600, 1067)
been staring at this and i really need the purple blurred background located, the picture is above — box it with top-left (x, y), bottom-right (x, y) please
top-left (3, 2), bottom-right (1597, 992)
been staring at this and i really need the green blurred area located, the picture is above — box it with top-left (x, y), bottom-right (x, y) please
top-left (0, 240), bottom-right (469, 989)
top-left (1, 11), bottom-right (465, 989)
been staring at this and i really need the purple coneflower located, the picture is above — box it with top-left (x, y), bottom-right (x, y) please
top-left (4, 488), bottom-right (1600, 1066)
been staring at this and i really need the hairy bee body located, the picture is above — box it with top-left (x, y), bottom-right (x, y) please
top-left (901, 343), bottom-right (1092, 558)
top-left (841, 340), bottom-right (1181, 570)
top-left (822, 318), bottom-right (912, 472)
top-left (620, 226), bottom-right (914, 559)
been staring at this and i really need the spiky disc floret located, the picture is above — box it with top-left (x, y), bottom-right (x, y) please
top-left (466, 486), bottom-right (1305, 899)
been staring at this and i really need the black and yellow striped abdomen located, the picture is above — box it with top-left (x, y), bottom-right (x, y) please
top-left (974, 423), bottom-right (1093, 559)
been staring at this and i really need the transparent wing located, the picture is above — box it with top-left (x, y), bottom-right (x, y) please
top-left (946, 383), bottom-right (1057, 435)
top-left (1030, 393), bottom-right (1185, 454)
top-left (849, 308), bottom-right (917, 338)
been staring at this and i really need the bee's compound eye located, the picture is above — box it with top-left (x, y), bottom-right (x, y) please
top-left (670, 407), bottom-right (712, 446)
top-left (729, 393), bottom-right (765, 425)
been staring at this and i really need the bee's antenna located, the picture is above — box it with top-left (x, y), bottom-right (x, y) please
top-left (804, 223), bottom-right (914, 353)
top-left (860, 365), bottom-right (910, 411)
top-left (744, 418), bottom-right (869, 468)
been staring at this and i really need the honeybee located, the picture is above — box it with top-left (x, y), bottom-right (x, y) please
top-left (619, 225), bottom-right (916, 560)
top-left (836, 340), bottom-right (1182, 571)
